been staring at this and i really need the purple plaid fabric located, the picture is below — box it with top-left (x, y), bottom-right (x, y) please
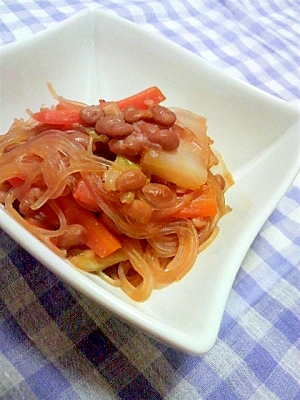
top-left (0, 1), bottom-right (299, 399)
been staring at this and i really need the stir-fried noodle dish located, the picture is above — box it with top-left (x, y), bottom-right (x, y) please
top-left (0, 85), bottom-right (233, 301)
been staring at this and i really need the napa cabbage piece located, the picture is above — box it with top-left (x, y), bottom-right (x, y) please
top-left (170, 107), bottom-right (208, 145)
top-left (140, 108), bottom-right (216, 190)
top-left (141, 140), bottom-right (208, 190)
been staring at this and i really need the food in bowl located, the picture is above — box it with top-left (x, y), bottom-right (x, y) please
top-left (0, 84), bottom-right (233, 301)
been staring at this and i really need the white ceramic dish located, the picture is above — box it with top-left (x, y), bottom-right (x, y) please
top-left (0, 9), bottom-right (299, 355)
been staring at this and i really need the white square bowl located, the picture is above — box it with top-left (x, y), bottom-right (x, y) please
top-left (0, 9), bottom-right (299, 354)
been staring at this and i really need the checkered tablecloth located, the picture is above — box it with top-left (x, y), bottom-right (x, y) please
top-left (0, 1), bottom-right (299, 399)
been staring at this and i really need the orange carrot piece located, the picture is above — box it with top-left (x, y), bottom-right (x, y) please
top-left (73, 179), bottom-right (98, 209)
top-left (56, 194), bottom-right (122, 258)
top-left (116, 86), bottom-right (166, 110)
top-left (32, 109), bottom-right (82, 125)
top-left (7, 177), bottom-right (25, 187)
top-left (171, 185), bottom-right (218, 219)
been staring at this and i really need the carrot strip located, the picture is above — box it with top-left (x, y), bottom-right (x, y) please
top-left (73, 179), bottom-right (98, 208)
top-left (7, 177), bottom-right (25, 187)
top-left (171, 185), bottom-right (218, 219)
top-left (32, 109), bottom-right (82, 125)
top-left (116, 86), bottom-right (166, 110)
top-left (55, 194), bottom-right (122, 258)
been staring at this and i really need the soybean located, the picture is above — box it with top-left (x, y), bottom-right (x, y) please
top-left (142, 183), bottom-right (175, 208)
top-left (115, 169), bottom-right (147, 192)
